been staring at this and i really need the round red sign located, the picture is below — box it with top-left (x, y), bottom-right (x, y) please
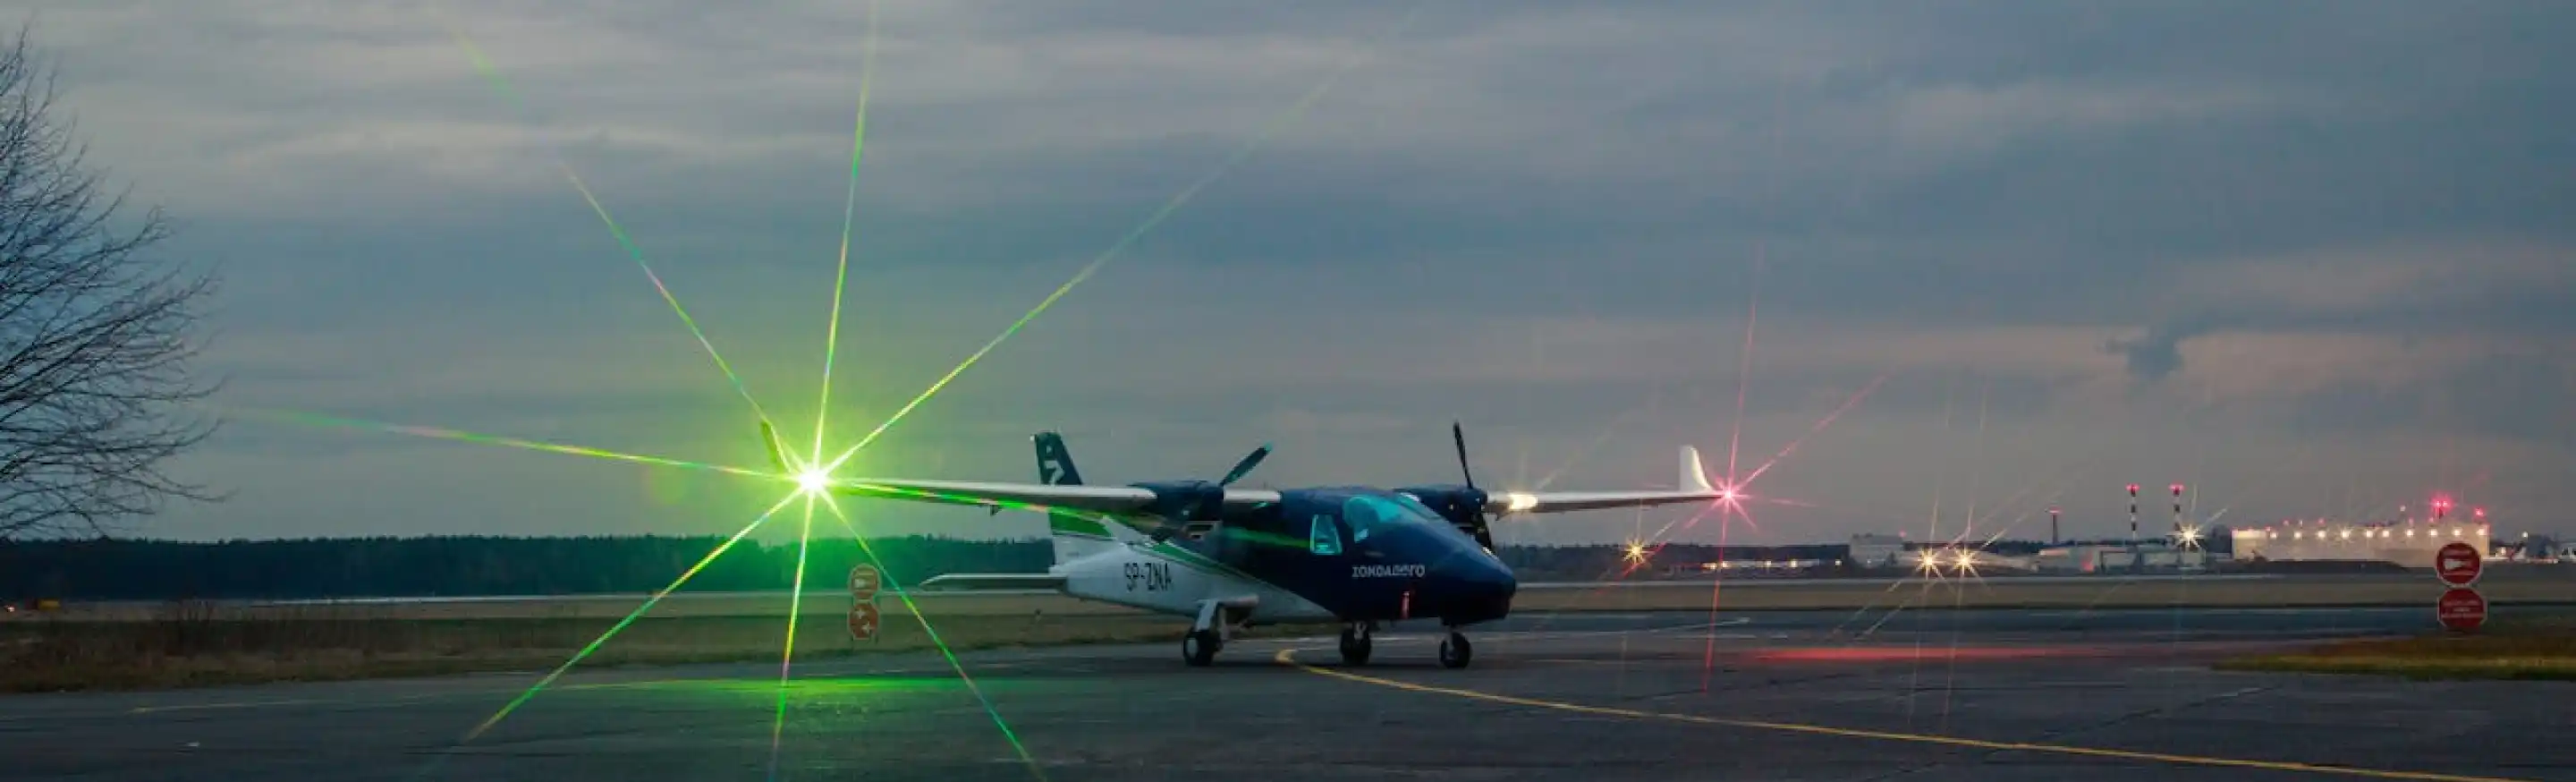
top-left (849, 565), bottom-right (882, 599)
top-left (848, 601), bottom-right (882, 641)
top-left (2434, 541), bottom-right (2483, 586)
top-left (2436, 588), bottom-right (2487, 633)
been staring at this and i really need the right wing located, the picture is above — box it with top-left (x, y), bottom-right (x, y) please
top-left (1484, 446), bottom-right (1727, 515)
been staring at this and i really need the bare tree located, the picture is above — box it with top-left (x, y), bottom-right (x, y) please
top-left (0, 23), bottom-right (221, 540)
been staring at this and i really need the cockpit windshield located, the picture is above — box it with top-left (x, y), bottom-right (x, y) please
top-left (1343, 492), bottom-right (1477, 545)
top-left (1388, 492), bottom-right (1448, 523)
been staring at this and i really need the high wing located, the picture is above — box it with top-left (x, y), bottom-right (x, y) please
top-left (1485, 446), bottom-right (1725, 515)
top-left (758, 421), bottom-right (1278, 517)
top-left (826, 477), bottom-right (1281, 517)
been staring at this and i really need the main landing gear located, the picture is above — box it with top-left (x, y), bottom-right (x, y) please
top-left (1182, 599), bottom-right (1254, 667)
top-left (1182, 627), bottom-right (1222, 667)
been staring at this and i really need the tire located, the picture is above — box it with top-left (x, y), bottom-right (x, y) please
top-left (1437, 633), bottom-right (1472, 669)
top-left (1338, 627), bottom-right (1373, 666)
top-left (1182, 629), bottom-right (1220, 667)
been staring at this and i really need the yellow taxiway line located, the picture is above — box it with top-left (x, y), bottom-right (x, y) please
top-left (1273, 648), bottom-right (2532, 782)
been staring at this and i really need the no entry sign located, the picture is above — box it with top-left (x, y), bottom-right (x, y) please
top-left (2435, 541), bottom-right (2483, 586)
top-left (2436, 587), bottom-right (2487, 633)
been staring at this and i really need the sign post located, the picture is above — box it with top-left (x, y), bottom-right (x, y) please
top-left (2432, 541), bottom-right (2485, 633)
top-left (849, 564), bottom-right (882, 642)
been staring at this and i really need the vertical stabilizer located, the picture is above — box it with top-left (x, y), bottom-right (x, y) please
top-left (1035, 431), bottom-right (1084, 486)
top-left (1032, 431), bottom-right (1124, 564)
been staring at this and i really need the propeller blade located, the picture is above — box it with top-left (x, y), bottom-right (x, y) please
top-left (1218, 444), bottom-right (1271, 487)
top-left (1452, 421), bottom-right (1499, 550)
top-left (1451, 421), bottom-right (1477, 489)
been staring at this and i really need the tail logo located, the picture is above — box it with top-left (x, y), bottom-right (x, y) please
top-left (1034, 432), bottom-right (1084, 486)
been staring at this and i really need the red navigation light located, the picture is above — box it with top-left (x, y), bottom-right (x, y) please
top-left (2170, 483), bottom-right (2185, 494)
top-left (2473, 506), bottom-right (2487, 519)
top-left (2126, 484), bottom-right (2140, 495)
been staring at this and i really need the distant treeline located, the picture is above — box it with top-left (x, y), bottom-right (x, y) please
top-left (0, 535), bottom-right (2118, 600)
top-left (0, 536), bottom-right (1052, 601)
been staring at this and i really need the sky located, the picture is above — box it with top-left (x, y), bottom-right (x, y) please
top-left (14, 0), bottom-right (2573, 547)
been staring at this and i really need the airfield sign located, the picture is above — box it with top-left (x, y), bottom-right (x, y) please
top-left (2437, 587), bottom-right (2487, 633)
top-left (848, 601), bottom-right (882, 641)
top-left (2435, 541), bottom-right (2483, 587)
top-left (849, 564), bottom-right (883, 642)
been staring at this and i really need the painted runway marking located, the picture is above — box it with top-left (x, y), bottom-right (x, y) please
top-left (1273, 648), bottom-right (2538, 782)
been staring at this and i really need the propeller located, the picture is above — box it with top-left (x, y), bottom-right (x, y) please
top-left (1452, 421), bottom-right (1499, 550)
top-left (1218, 444), bottom-right (1271, 488)
top-left (1147, 442), bottom-right (1273, 542)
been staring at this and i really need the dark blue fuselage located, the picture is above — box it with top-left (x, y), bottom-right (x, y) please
top-left (1165, 486), bottom-right (1517, 625)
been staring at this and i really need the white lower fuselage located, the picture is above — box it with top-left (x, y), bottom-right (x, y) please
top-left (1054, 543), bottom-right (1335, 624)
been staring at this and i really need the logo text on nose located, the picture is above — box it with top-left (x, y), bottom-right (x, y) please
top-left (1352, 564), bottom-right (1427, 578)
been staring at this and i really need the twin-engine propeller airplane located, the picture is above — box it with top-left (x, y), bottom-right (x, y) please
top-left (762, 423), bottom-right (1724, 669)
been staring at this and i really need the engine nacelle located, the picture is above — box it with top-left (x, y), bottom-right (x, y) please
top-left (1131, 480), bottom-right (1230, 523)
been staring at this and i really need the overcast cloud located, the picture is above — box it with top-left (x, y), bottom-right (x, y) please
top-left (14, 0), bottom-right (2572, 545)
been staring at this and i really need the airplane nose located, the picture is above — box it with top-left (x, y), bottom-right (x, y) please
top-left (1431, 556), bottom-right (1516, 625)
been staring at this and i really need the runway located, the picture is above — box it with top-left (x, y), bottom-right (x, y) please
top-left (5, 607), bottom-right (2565, 781)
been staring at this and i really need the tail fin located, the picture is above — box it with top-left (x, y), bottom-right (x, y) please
top-left (1034, 431), bottom-right (1084, 486)
top-left (1031, 431), bottom-right (1121, 565)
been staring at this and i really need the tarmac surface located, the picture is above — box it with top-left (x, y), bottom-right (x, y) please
top-left (4, 607), bottom-right (2569, 781)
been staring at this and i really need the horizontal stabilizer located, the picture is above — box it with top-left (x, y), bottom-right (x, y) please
top-left (917, 573), bottom-right (1068, 592)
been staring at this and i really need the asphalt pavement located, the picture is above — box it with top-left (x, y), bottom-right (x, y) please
top-left (2, 607), bottom-right (2565, 781)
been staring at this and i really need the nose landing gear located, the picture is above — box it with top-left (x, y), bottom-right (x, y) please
top-left (1337, 622), bottom-right (1375, 666)
top-left (1437, 629), bottom-right (1472, 669)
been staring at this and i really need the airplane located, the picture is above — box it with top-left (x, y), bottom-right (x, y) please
top-left (762, 422), bottom-right (1727, 669)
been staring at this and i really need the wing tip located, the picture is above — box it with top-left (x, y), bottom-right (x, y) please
top-left (1681, 446), bottom-right (1716, 494)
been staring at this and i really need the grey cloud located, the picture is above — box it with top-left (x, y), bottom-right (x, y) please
top-left (20, 0), bottom-right (2576, 540)
top-left (2104, 241), bottom-right (2576, 382)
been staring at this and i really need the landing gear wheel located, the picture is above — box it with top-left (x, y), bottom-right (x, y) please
top-left (1437, 632), bottom-right (1472, 669)
top-left (1338, 625), bottom-right (1374, 666)
top-left (1182, 628), bottom-right (1221, 667)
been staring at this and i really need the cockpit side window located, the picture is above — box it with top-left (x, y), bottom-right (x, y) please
top-left (1307, 515), bottom-right (1343, 556)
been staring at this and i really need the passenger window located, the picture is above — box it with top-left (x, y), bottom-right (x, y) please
top-left (1308, 515), bottom-right (1343, 556)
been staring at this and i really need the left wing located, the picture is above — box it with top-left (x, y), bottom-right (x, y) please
top-left (760, 421), bottom-right (1280, 517)
top-left (830, 477), bottom-right (1281, 517)
top-left (1484, 446), bottom-right (1725, 515)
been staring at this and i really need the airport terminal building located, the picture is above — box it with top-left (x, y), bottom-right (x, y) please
top-left (2231, 519), bottom-right (2490, 568)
